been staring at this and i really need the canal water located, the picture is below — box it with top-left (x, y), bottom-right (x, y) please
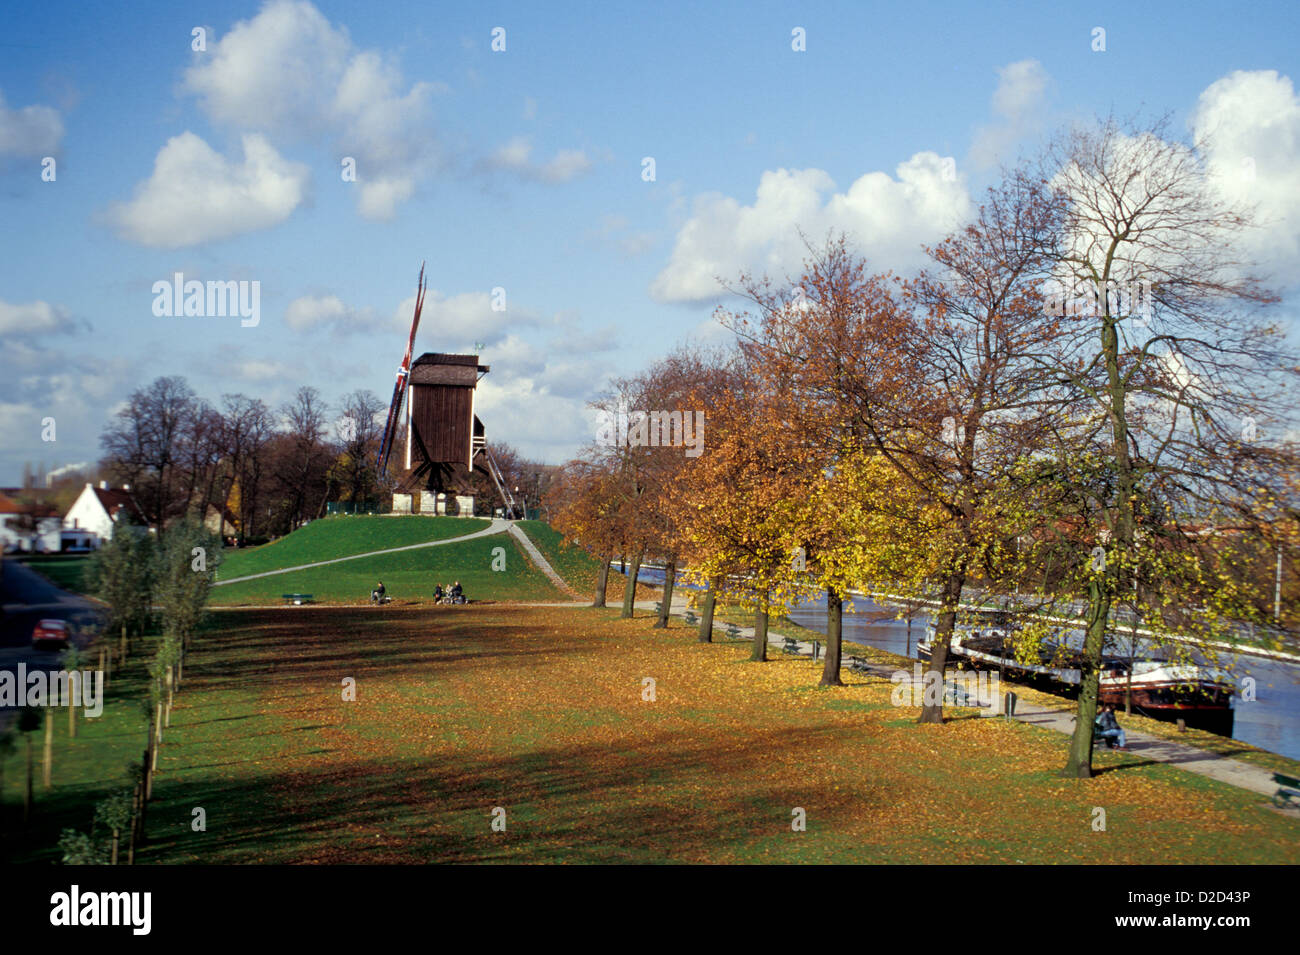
top-left (628, 567), bottom-right (1300, 761)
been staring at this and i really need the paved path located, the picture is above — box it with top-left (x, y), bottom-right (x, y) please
top-left (507, 524), bottom-right (583, 599)
top-left (213, 518), bottom-right (512, 586)
top-left (637, 594), bottom-right (1295, 806)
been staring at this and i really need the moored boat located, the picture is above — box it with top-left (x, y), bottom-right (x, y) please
top-left (916, 614), bottom-right (1236, 731)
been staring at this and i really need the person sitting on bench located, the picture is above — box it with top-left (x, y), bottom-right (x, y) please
top-left (449, 580), bottom-right (464, 603)
top-left (371, 580), bottom-right (386, 604)
top-left (1095, 704), bottom-right (1127, 750)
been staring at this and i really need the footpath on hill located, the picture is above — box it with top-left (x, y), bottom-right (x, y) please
top-left (213, 518), bottom-right (513, 586)
top-left (212, 519), bottom-right (588, 604)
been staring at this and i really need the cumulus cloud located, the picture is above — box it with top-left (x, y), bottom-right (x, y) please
top-left (0, 89), bottom-right (64, 158)
top-left (0, 335), bottom-right (131, 483)
top-left (651, 154), bottom-right (972, 304)
top-left (1193, 69), bottom-right (1300, 277)
top-left (105, 132), bottom-right (309, 248)
top-left (393, 289), bottom-right (540, 346)
top-left (181, 0), bottom-right (439, 220)
top-left (482, 136), bottom-right (593, 183)
top-left (970, 59), bottom-right (1051, 169)
top-left (0, 299), bottom-right (81, 338)
top-left (284, 294), bottom-right (378, 332)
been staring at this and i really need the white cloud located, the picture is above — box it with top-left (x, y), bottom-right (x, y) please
top-left (285, 294), bottom-right (377, 332)
top-left (181, 0), bottom-right (438, 220)
top-left (0, 89), bottom-right (64, 158)
top-left (651, 155), bottom-right (972, 304)
top-left (1193, 70), bottom-right (1300, 278)
top-left (106, 132), bottom-right (309, 248)
top-left (970, 59), bottom-right (1051, 169)
top-left (482, 136), bottom-right (593, 183)
top-left (0, 299), bottom-right (80, 338)
top-left (393, 289), bottom-right (540, 346)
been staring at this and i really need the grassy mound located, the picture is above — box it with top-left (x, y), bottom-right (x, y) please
top-left (216, 516), bottom-right (490, 582)
top-left (210, 532), bottom-right (563, 605)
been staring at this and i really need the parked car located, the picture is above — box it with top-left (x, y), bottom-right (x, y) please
top-left (31, 618), bottom-right (71, 650)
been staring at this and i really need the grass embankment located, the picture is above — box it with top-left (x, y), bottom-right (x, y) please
top-left (12, 554), bottom-right (92, 593)
top-left (703, 599), bottom-right (1300, 780)
top-left (514, 521), bottom-right (605, 593)
top-left (0, 637), bottom-right (159, 863)
top-left (7, 603), bottom-right (1294, 864)
top-left (211, 531), bottom-right (563, 606)
top-left (216, 516), bottom-right (490, 581)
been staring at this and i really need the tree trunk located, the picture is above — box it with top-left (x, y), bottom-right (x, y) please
top-left (68, 694), bottom-right (77, 739)
top-left (750, 604), bottom-right (769, 662)
top-left (918, 572), bottom-right (965, 724)
top-left (653, 559), bottom-right (677, 628)
top-left (1062, 578), bottom-right (1110, 778)
top-left (120, 622), bottom-right (128, 660)
top-left (111, 829), bottom-right (120, 866)
top-left (42, 709), bottom-right (53, 789)
top-left (593, 554), bottom-right (611, 608)
top-left (820, 586), bottom-right (845, 686)
top-left (698, 580), bottom-right (717, 643)
top-left (620, 550), bottom-right (643, 618)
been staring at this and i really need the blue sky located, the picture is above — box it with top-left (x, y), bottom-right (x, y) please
top-left (2, 0), bottom-right (1299, 484)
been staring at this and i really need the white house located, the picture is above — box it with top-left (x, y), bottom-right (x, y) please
top-left (63, 482), bottom-right (146, 547)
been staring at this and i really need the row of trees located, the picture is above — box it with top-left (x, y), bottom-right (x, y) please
top-left (553, 116), bottom-right (1300, 778)
top-left (97, 376), bottom-right (548, 542)
top-left (0, 516), bottom-right (222, 862)
top-left (100, 379), bottom-right (386, 541)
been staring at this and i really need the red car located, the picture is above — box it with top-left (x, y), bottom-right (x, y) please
top-left (31, 618), bottom-right (71, 650)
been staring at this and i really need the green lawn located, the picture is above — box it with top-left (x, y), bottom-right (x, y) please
top-left (210, 532), bottom-right (564, 605)
top-left (216, 516), bottom-right (489, 582)
top-left (6, 604), bottom-right (1295, 865)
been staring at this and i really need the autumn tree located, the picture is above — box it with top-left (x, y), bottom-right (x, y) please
top-left (723, 199), bottom-right (1065, 710)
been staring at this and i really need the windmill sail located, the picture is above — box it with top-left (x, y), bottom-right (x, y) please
top-left (378, 263), bottom-right (426, 476)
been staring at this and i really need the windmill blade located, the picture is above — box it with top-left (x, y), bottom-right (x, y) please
top-left (378, 263), bottom-right (426, 476)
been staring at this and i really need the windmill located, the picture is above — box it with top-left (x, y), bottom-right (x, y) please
top-left (378, 265), bottom-right (521, 517)
top-left (377, 263), bottom-right (426, 477)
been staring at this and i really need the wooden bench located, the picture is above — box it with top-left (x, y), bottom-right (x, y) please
top-left (1273, 772), bottom-right (1300, 810)
top-left (281, 593), bottom-right (314, 605)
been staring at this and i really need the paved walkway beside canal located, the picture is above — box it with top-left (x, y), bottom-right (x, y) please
top-left (639, 594), bottom-right (1295, 807)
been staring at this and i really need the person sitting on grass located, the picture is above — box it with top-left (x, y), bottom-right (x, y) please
top-left (371, 580), bottom-right (386, 604)
top-left (433, 583), bottom-right (444, 603)
top-left (450, 580), bottom-right (464, 603)
top-left (1095, 703), bottom-right (1127, 750)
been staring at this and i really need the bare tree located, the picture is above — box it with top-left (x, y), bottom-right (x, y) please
top-left (100, 376), bottom-right (198, 531)
top-left (1028, 116), bottom-right (1295, 777)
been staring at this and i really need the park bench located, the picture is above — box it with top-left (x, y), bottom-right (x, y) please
top-left (1273, 772), bottom-right (1300, 810)
top-left (847, 656), bottom-right (872, 673)
top-left (781, 636), bottom-right (802, 655)
top-left (281, 593), bottom-right (314, 606)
